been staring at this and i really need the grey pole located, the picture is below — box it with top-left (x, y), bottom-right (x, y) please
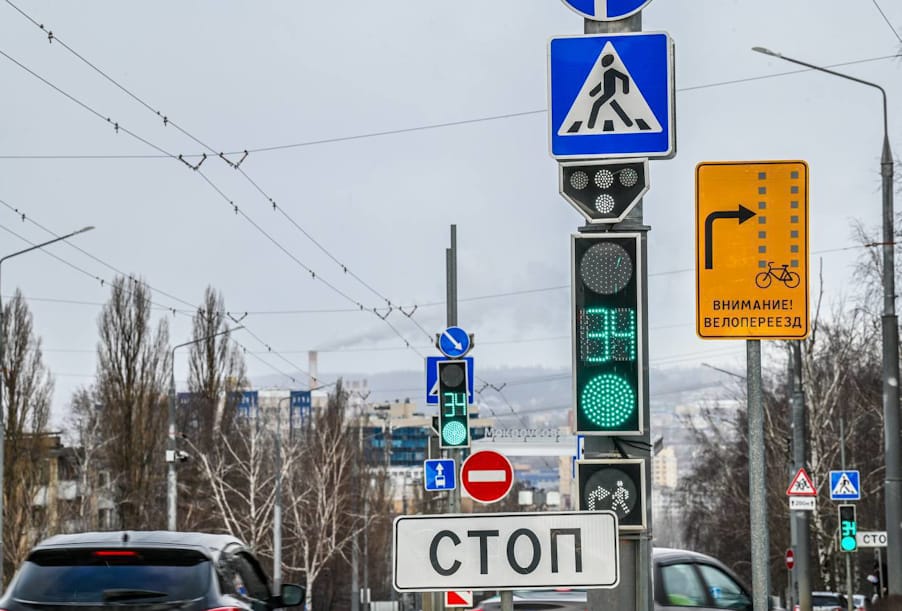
top-left (273, 396), bottom-right (289, 592)
top-left (840, 418), bottom-right (853, 611)
top-left (167, 326), bottom-right (242, 531)
top-left (0, 225), bottom-right (94, 585)
top-left (752, 47), bottom-right (901, 595)
top-left (791, 343), bottom-right (812, 611)
top-left (747, 339), bottom-right (771, 611)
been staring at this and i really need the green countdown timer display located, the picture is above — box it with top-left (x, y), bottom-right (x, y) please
top-left (573, 233), bottom-right (643, 435)
top-left (838, 505), bottom-right (858, 552)
top-left (438, 360), bottom-right (471, 448)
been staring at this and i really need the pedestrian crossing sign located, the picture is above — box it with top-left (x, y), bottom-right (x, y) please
top-left (786, 467), bottom-right (817, 497)
top-left (829, 470), bottom-right (861, 501)
top-left (549, 32), bottom-right (674, 159)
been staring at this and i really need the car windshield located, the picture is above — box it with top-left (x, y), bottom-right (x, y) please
top-left (12, 547), bottom-right (211, 604)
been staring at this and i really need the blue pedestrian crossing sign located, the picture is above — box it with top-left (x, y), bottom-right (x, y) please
top-left (424, 459), bottom-right (456, 491)
top-left (549, 32), bottom-right (674, 159)
top-left (560, 0), bottom-right (654, 21)
top-left (830, 470), bottom-right (861, 501)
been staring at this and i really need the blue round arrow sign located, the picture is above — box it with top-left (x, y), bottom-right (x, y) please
top-left (560, 0), bottom-right (653, 21)
top-left (438, 326), bottom-right (471, 358)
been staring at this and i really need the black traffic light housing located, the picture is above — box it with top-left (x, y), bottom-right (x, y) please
top-left (572, 232), bottom-right (644, 435)
top-left (839, 504), bottom-right (858, 552)
top-left (560, 160), bottom-right (649, 224)
top-left (577, 459), bottom-right (646, 531)
top-left (437, 359), bottom-right (470, 449)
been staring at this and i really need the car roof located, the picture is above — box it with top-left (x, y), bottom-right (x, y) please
top-left (31, 531), bottom-right (246, 560)
top-left (653, 547), bottom-right (726, 564)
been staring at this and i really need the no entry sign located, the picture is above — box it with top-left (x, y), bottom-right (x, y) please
top-left (785, 549), bottom-right (794, 570)
top-left (461, 450), bottom-right (513, 504)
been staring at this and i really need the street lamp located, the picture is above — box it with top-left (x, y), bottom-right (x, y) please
top-left (167, 326), bottom-right (242, 531)
top-left (701, 362), bottom-right (747, 381)
top-left (0, 225), bottom-right (94, 584)
top-left (753, 46), bottom-right (901, 595)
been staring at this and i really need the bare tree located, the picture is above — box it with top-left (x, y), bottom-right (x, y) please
top-left (94, 276), bottom-right (170, 529)
top-left (283, 382), bottom-right (369, 611)
top-left (1, 290), bottom-right (53, 579)
top-left (179, 286), bottom-right (247, 531)
top-left (64, 386), bottom-right (104, 532)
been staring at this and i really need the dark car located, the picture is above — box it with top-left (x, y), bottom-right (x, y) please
top-left (0, 530), bottom-right (304, 611)
top-left (474, 547), bottom-right (764, 611)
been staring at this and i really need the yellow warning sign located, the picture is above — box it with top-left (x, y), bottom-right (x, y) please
top-left (696, 161), bottom-right (809, 339)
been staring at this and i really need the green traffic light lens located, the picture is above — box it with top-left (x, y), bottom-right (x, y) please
top-left (841, 536), bottom-right (857, 552)
top-left (581, 373), bottom-right (635, 429)
top-left (442, 420), bottom-right (468, 446)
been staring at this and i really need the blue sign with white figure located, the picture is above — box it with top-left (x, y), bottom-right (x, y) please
top-left (437, 326), bottom-right (471, 358)
top-left (424, 459), bottom-right (456, 491)
top-left (560, 0), bottom-right (653, 21)
top-left (425, 356), bottom-right (474, 405)
top-left (549, 32), bottom-right (674, 159)
top-left (829, 470), bottom-right (861, 501)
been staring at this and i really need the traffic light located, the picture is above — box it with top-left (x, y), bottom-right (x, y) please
top-left (438, 359), bottom-right (470, 449)
top-left (577, 459), bottom-right (646, 530)
top-left (559, 160), bottom-right (649, 224)
top-left (839, 504), bottom-right (858, 552)
top-left (573, 232), bottom-right (644, 435)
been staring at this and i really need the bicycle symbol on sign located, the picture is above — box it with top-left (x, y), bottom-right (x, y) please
top-left (755, 262), bottom-right (800, 289)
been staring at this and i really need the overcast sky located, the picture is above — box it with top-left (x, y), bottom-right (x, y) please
top-left (1, 0), bottom-right (900, 420)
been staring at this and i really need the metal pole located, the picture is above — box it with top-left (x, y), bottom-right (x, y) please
top-left (0, 225), bottom-right (94, 584)
top-left (752, 47), bottom-right (901, 595)
top-left (840, 418), bottom-right (853, 611)
top-left (500, 591), bottom-right (513, 611)
top-left (747, 340), bottom-right (771, 611)
top-left (791, 343), bottom-right (812, 611)
top-left (274, 397), bottom-right (287, 592)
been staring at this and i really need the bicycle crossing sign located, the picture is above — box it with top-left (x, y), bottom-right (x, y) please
top-left (695, 161), bottom-right (809, 340)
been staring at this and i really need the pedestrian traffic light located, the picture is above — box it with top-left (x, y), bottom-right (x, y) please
top-left (839, 504), bottom-right (858, 552)
top-left (438, 359), bottom-right (470, 449)
top-left (576, 459), bottom-right (646, 530)
top-left (559, 160), bottom-right (648, 224)
top-left (573, 232), bottom-right (644, 435)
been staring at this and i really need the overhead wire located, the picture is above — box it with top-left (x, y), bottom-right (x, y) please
top-left (869, 0), bottom-right (902, 44)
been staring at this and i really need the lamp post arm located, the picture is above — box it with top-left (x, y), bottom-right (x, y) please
top-left (0, 226), bottom-right (95, 268)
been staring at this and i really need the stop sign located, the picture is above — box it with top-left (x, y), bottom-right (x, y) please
top-left (785, 548), bottom-right (795, 570)
top-left (461, 450), bottom-right (514, 504)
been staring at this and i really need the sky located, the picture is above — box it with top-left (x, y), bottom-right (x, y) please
top-left (0, 0), bottom-right (900, 423)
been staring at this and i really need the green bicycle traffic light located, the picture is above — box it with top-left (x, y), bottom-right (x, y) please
top-left (438, 359), bottom-right (470, 449)
top-left (573, 233), bottom-right (644, 435)
top-left (838, 504), bottom-right (857, 552)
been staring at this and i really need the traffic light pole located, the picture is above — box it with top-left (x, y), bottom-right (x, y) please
top-left (581, 12), bottom-right (652, 611)
top-left (790, 343), bottom-right (812, 611)
top-left (747, 340), bottom-right (771, 611)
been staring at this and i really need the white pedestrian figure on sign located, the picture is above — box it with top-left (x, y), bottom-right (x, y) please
top-left (612, 480), bottom-right (631, 514)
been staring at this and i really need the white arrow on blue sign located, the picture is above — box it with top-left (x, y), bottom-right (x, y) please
top-left (548, 32), bottom-right (674, 160)
top-left (424, 459), bottom-right (456, 491)
top-left (829, 470), bottom-right (861, 501)
top-left (560, 0), bottom-right (654, 21)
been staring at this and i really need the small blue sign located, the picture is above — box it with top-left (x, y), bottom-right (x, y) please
top-left (560, 0), bottom-right (653, 21)
top-left (424, 459), bottom-right (456, 491)
top-left (425, 356), bottom-right (474, 405)
top-left (829, 470), bottom-right (861, 501)
top-left (549, 32), bottom-right (673, 159)
top-left (438, 326), bottom-right (471, 358)
top-left (289, 390), bottom-right (312, 432)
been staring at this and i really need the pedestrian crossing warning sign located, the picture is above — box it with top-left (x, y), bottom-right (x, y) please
top-left (558, 42), bottom-right (662, 136)
top-left (549, 31), bottom-right (674, 159)
top-left (829, 470), bottom-right (861, 501)
top-left (786, 467), bottom-right (817, 497)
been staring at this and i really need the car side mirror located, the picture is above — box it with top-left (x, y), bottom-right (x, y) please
top-left (273, 583), bottom-right (305, 608)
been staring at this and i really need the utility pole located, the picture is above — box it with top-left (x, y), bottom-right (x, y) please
top-left (790, 343), bottom-right (812, 611)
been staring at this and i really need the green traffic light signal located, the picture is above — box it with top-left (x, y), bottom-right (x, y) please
top-left (438, 360), bottom-right (470, 449)
top-left (838, 504), bottom-right (857, 552)
top-left (573, 233), bottom-right (644, 435)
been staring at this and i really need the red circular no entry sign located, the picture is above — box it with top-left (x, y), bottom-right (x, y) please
top-left (785, 548), bottom-right (795, 570)
top-left (461, 450), bottom-right (514, 504)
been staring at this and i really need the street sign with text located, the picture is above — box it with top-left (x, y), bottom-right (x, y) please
top-left (696, 161), bottom-right (809, 339)
top-left (393, 512), bottom-right (619, 591)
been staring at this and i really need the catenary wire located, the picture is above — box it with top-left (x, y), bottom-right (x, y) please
top-left (869, 0), bottom-right (902, 44)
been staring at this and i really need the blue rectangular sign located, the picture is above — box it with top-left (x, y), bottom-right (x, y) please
top-left (829, 470), bottom-right (861, 501)
top-left (425, 356), bottom-right (474, 405)
top-left (289, 390), bottom-right (312, 432)
top-left (424, 458), bottom-right (456, 491)
top-left (549, 32), bottom-right (674, 159)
